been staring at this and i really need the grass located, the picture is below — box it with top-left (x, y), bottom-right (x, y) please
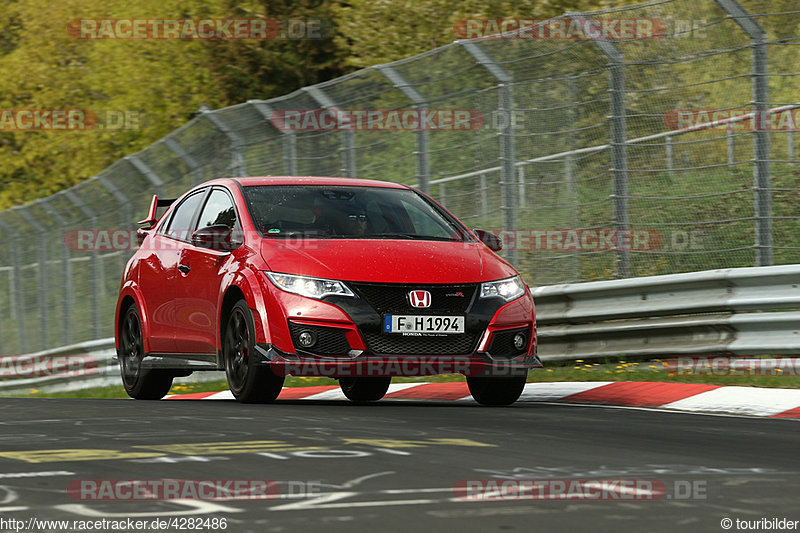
top-left (6, 358), bottom-right (798, 398)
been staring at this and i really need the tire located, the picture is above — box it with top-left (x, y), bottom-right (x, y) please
top-left (466, 374), bottom-right (527, 406)
top-left (224, 299), bottom-right (284, 403)
top-left (119, 304), bottom-right (174, 400)
top-left (339, 377), bottom-right (391, 402)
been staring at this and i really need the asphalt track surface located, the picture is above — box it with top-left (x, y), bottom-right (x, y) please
top-left (0, 397), bottom-right (797, 533)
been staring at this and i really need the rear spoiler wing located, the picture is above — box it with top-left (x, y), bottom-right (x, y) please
top-left (137, 195), bottom-right (176, 227)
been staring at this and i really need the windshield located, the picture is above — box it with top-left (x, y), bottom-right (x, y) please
top-left (243, 184), bottom-right (472, 241)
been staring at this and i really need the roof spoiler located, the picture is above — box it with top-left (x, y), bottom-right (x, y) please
top-left (137, 195), bottom-right (176, 227)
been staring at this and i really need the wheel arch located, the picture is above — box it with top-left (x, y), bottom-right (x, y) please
top-left (115, 283), bottom-right (151, 354)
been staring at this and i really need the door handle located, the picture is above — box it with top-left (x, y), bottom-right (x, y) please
top-left (178, 264), bottom-right (190, 274)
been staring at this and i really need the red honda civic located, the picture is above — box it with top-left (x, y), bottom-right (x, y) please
top-left (115, 177), bottom-right (540, 405)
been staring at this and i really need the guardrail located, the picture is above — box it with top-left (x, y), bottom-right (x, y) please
top-left (1, 265), bottom-right (797, 392)
top-left (533, 264), bottom-right (800, 361)
top-left (0, 338), bottom-right (118, 394)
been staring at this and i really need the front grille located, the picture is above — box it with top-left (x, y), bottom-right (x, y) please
top-left (362, 331), bottom-right (478, 355)
top-left (350, 282), bottom-right (477, 314)
top-left (289, 323), bottom-right (351, 355)
top-left (488, 328), bottom-right (529, 359)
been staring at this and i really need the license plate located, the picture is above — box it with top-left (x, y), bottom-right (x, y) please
top-left (383, 315), bottom-right (465, 334)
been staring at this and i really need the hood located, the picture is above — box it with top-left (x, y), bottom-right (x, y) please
top-left (259, 238), bottom-right (517, 284)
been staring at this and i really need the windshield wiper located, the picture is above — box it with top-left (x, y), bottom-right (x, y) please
top-left (368, 233), bottom-right (458, 241)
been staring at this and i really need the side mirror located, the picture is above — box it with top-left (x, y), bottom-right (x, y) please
top-left (191, 225), bottom-right (241, 252)
top-left (136, 227), bottom-right (151, 247)
top-left (473, 229), bottom-right (502, 252)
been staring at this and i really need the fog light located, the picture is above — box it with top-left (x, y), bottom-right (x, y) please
top-left (297, 330), bottom-right (317, 348)
top-left (513, 333), bottom-right (526, 350)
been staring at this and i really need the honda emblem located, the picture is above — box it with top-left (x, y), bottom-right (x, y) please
top-left (408, 290), bottom-right (432, 308)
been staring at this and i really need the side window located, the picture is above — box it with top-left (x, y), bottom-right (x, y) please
top-left (165, 191), bottom-right (206, 241)
top-left (197, 189), bottom-right (237, 230)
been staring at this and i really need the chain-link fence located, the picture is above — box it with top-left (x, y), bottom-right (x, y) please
top-left (1, 0), bottom-right (798, 355)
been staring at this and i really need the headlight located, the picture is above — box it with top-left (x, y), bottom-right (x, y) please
top-left (480, 275), bottom-right (526, 301)
top-left (266, 272), bottom-right (355, 299)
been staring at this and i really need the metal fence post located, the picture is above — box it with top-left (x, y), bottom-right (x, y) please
top-left (283, 132), bottom-right (298, 176)
top-left (0, 216), bottom-right (24, 353)
top-left (567, 13), bottom-right (630, 278)
top-left (126, 155), bottom-right (165, 197)
top-left (567, 75), bottom-right (580, 281)
top-left (40, 199), bottom-right (73, 346)
top-left (97, 175), bottom-right (133, 277)
top-left (4, 224), bottom-right (26, 354)
top-left (714, 0), bottom-right (772, 265)
top-left (479, 173), bottom-right (488, 215)
top-left (164, 137), bottom-right (203, 186)
top-left (15, 207), bottom-right (49, 351)
top-left (304, 86), bottom-right (357, 178)
top-left (727, 128), bottom-right (735, 167)
top-left (198, 106), bottom-right (247, 177)
top-left (64, 190), bottom-right (101, 341)
top-left (248, 100), bottom-right (298, 176)
top-left (459, 40), bottom-right (518, 266)
top-left (378, 65), bottom-right (431, 194)
top-left (666, 135), bottom-right (674, 177)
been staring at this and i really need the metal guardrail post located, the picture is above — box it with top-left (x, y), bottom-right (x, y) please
top-left (0, 216), bottom-right (26, 353)
top-left (40, 199), bottom-right (73, 346)
top-left (459, 40), bottom-right (518, 266)
top-left (198, 106), bottom-right (247, 177)
top-left (714, 0), bottom-right (772, 266)
top-left (248, 100), bottom-right (298, 176)
top-left (377, 65), bottom-right (431, 194)
top-left (16, 206), bottom-right (49, 351)
top-left (163, 137), bottom-right (203, 186)
top-left (567, 13), bottom-right (630, 278)
top-left (64, 190), bottom-right (101, 341)
top-left (789, 131), bottom-right (795, 163)
top-left (304, 86), bottom-right (356, 178)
